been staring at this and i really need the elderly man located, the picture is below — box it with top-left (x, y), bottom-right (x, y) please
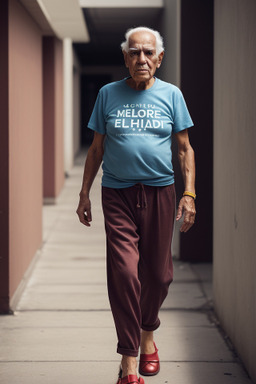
top-left (76, 26), bottom-right (196, 384)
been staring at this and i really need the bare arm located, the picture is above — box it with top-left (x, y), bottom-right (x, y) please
top-left (76, 132), bottom-right (105, 227)
top-left (175, 129), bottom-right (196, 232)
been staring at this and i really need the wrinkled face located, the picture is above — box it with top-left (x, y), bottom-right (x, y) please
top-left (123, 31), bottom-right (164, 85)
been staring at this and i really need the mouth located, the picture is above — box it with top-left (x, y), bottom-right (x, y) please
top-left (136, 69), bottom-right (148, 73)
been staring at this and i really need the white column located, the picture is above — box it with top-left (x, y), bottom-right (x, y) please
top-left (63, 38), bottom-right (73, 174)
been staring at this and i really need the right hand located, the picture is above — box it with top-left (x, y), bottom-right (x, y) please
top-left (176, 195), bottom-right (196, 233)
top-left (76, 193), bottom-right (92, 227)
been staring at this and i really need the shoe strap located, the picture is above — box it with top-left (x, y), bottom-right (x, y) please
top-left (140, 350), bottom-right (159, 361)
top-left (121, 375), bottom-right (139, 384)
top-left (140, 342), bottom-right (159, 362)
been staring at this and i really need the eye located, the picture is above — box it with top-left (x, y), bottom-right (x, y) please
top-left (129, 51), bottom-right (140, 57)
top-left (146, 51), bottom-right (153, 56)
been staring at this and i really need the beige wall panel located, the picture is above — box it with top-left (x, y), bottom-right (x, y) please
top-left (213, 1), bottom-right (256, 381)
top-left (9, 0), bottom-right (43, 298)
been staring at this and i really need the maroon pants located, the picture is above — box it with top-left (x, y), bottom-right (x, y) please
top-left (102, 183), bottom-right (176, 357)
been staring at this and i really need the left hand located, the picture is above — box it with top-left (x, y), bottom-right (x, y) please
top-left (176, 196), bottom-right (196, 233)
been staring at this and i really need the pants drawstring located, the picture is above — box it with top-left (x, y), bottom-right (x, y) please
top-left (136, 183), bottom-right (147, 209)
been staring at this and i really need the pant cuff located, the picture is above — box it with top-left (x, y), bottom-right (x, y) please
top-left (141, 318), bottom-right (160, 332)
top-left (117, 346), bottom-right (138, 357)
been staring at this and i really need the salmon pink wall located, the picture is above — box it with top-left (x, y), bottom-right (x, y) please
top-left (0, 0), bottom-right (9, 312)
top-left (9, 0), bottom-right (43, 299)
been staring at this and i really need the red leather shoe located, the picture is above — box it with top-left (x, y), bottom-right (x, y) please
top-left (116, 368), bottom-right (145, 384)
top-left (139, 342), bottom-right (160, 376)
top-left (116, 375), bottom-right (145, 384)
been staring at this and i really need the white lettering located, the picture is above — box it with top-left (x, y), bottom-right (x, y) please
top-left (117, 110), bottom-right (125, 117)
top-left (138, 110), bottom-right (146, 118)
top-left (122, 119), bottom-right (130, 128)
top-left (145, 120), bottom-right (153, 129)
top-left (131, 119), bottom-right (140, 128)
top-left (153, 120), bottom-right (161, 128)
top-left (115, 119), bottom-right (121, 127)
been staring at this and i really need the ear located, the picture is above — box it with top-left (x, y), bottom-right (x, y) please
top-left (123, 51), bottom-right (129, 68)
top-left (157, 51), bottom-right (164, 68)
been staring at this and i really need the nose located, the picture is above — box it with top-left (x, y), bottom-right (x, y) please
top-left (138, 51), bottom-right (146, 64)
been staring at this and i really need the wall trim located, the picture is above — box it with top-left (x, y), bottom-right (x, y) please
top-left (10, 249), bottom-right (42, 312)
top-left (43, 197), bottom-right (57, 205)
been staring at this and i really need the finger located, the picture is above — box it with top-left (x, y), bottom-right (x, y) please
top-left (83, 215), bottom-right (91, 227)
top-left (79, 214), bottom-right (91, 227)
top-left (180, 221), bottom-right (190, 232)
top-left (180, 211), bottom-right (192, 231)
top-left (176, 205), bottom-right (183, 221)
top-left (86, 209), bottom-right (92, 223)
top-left (76, 208), bottom-right (91, 227)
top-left (180, 222), bottom-right (192, 233)
top-left (82, 210), bottom-right (92, 226)
top-left (180, 215), bottom-right (195, 232)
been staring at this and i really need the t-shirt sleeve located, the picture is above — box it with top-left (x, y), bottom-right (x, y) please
top-left (87, 90), bottom-right (106, 134)
top-left (172, 88), bottom-right (193, 133)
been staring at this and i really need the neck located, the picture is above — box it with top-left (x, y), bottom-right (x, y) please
top-left (126, 77), bottom-right (155, 90)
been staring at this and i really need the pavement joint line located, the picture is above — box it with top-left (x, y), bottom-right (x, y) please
top-left (21, 281), bottom-right (106, 286)
top-left (161, 306), bottom-right (213, 311)
top-left (13, 307), bottom-right (213, 313)
top-left (0, 325), bottom-right (216, 330)
top-left (14, 309), bottom-right (112, 312)
top-left (14, 308), bottom-right (213, 313)
top-left (23, 283), bottom-right (107, 286)
top-left (0, 360), bottom-right (237, 364)
top-left (19, 280), bottom-right (210, 284)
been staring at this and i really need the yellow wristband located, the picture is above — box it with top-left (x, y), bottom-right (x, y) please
top-left (183, 191), bottom-right (196, 200)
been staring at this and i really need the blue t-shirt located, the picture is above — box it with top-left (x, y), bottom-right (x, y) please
top-left (88, 77), bottom-right (193, 188)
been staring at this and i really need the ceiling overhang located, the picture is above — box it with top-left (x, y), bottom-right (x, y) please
top-left (20, 0), bottom-right (90, 42)
top-left (79, 0), bottom-right (164, 7)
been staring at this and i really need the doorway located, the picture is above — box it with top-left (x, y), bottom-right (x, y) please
top-left (80, 74), bottom-right (112, 147)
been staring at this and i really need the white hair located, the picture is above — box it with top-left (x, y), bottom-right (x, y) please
top-left (121, 26), bottom-right (165, 56)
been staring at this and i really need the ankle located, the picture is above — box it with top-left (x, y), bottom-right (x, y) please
top-left (121, 356), bottom-right (137, 377)
top-left (140, 330), bottom-right (155, 354)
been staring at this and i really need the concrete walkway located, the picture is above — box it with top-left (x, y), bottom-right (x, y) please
top-left (0, 156), bottom-right (253, 384)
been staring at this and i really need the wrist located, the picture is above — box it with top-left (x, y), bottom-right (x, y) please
top-left (183, 191), bottom-right (196, 200)
top-left (79, 190), bottom-right (89, 198)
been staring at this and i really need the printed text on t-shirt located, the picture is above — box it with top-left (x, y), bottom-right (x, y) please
top-left (114, 108), bottom-right (164, 130)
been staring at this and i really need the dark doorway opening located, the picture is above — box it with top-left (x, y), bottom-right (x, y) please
top-left (80, 74), bottom-right (112, 147)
